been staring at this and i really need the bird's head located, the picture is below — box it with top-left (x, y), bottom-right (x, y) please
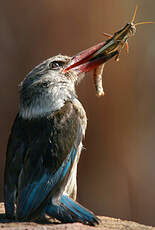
top-left (19, 44), bottom-right (118, 119)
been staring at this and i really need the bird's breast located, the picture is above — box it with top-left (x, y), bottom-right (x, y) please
top-left (72, 98), bottom-right (87, 137)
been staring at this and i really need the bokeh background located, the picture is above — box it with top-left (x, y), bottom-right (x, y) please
top-left (0, 0), bottom-right (155, 226)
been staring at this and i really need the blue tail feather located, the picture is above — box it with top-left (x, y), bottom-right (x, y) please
top-left (45, 195), bottom-right (100, 226)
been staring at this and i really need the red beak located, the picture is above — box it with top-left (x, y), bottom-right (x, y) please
top-left (63, 42), bottom-right (118, 73)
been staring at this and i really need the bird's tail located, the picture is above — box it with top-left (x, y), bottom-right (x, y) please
top-left (45, 195), bottom-right (100, 226)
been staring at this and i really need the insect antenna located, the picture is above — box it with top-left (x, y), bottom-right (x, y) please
top-left (131, 4), bottom-right (138, 23)
top-left (134, 21), bottom-right (155, 26)
top-left (131, 4), bottom-right (155, 27)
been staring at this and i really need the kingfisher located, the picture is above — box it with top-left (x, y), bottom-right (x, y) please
top-left (4, 41), bottom-right (118, 226)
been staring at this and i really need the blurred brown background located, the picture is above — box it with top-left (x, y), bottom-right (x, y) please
top-left (0, 0), bottom-right (155, 226)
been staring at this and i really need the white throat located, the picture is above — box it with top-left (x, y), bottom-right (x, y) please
top-left (19, 84), bottom-right (76, 119)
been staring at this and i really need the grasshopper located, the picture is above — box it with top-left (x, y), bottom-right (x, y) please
top-left (63, 5), bottom-right (154, 97)
top-left (92, 5), bottom-right (155, 96)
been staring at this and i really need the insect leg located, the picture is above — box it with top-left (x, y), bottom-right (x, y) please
top-left (125, 42), bottom-right (129, 54)
top-left (102, 32), bottom-right (113, 39)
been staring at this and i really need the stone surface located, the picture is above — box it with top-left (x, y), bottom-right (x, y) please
top-left (0, 203), bottom-right (154, 230)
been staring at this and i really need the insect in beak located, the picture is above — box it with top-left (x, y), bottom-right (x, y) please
top-left (63, 43), bottom-right (118, 74)
top-left (90, 4), bottom-right (155, 62)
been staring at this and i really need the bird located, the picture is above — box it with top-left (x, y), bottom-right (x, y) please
top-left (4, 42), bottom-right (118, 226)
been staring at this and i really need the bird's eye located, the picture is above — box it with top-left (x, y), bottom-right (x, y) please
top-left (49, 61), bottom-right (64, 70)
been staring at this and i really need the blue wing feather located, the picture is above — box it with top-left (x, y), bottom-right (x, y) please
top-left (17, 146), bottom-right (78, 219)
top-left (45, 195), bottom-right (100, 226)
